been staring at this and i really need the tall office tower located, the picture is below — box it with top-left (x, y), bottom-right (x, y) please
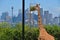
top-left (1, 12), bottom-right (9, 22)
top-left (48, 13), bottom-right (53, 25)
top-left (32, 12), bottom-right (38, 26)
top-left (24, 8), bottom-right (30, 20)
top-left (17, 9), bottom-right (22, 23)
top-left (24, 8), bottom-right (30, 24)
top-left (59, 15), bottom-right (60, 25)
top-left (44, 11), bottom-right (49, 25)
top-left (25, 8), bottom-right (35, 26)
top-left (53, 17), bottom-right (59, 25)
top-left (40, 8), bottom-right (44, 24)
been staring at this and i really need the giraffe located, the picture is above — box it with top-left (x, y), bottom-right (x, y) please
top-left (30, 4), bottom-right (55, 40)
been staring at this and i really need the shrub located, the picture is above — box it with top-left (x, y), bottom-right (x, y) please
top-left (0, 23), bottom-right (60, 40)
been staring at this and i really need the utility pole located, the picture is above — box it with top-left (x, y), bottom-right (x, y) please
top-left (22, 0), bottom-right (25, 40)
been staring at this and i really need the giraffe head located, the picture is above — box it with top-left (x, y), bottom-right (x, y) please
top-left (34, 4), bottom-right (40, 11)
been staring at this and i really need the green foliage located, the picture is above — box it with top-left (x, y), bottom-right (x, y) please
top-left (30, 6), bottom-right (36, 11)
top-left (0, 22), bottom-right (60, 40)
top-left (45, 25), bottom-right (60, 40)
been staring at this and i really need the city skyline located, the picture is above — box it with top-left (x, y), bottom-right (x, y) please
top-left (0, 8), bottom-right (60, 25)
top-left (0, 0), bottom-right (22, 16)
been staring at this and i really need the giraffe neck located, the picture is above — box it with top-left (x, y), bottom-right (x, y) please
top-left (37, 8), bottom-right (44, 29)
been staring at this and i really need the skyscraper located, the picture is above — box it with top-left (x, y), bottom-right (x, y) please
top-left (53, 17), bottom-right (59, 25)
top-left (17, 9), bottom-right (22, 23)
top-left (44, 11), bottom-right (49, 25)
top-left (58, 15), bottom-right (60, 25)
top-left (40, 8), bottom-right (44, 24)
top-left (40, 8), bottom-right (43, 17)
top-left (1, 12), bottom-right (9, 22)
top-left (48, 13), bottom-right (53, 25)
top-left (24, 8), bottom-right (30, 20)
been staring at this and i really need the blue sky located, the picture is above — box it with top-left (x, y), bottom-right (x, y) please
top-left (0, 0), bottom-right (60, 17)
top-left (25, 0), bottom-right (60, 17)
